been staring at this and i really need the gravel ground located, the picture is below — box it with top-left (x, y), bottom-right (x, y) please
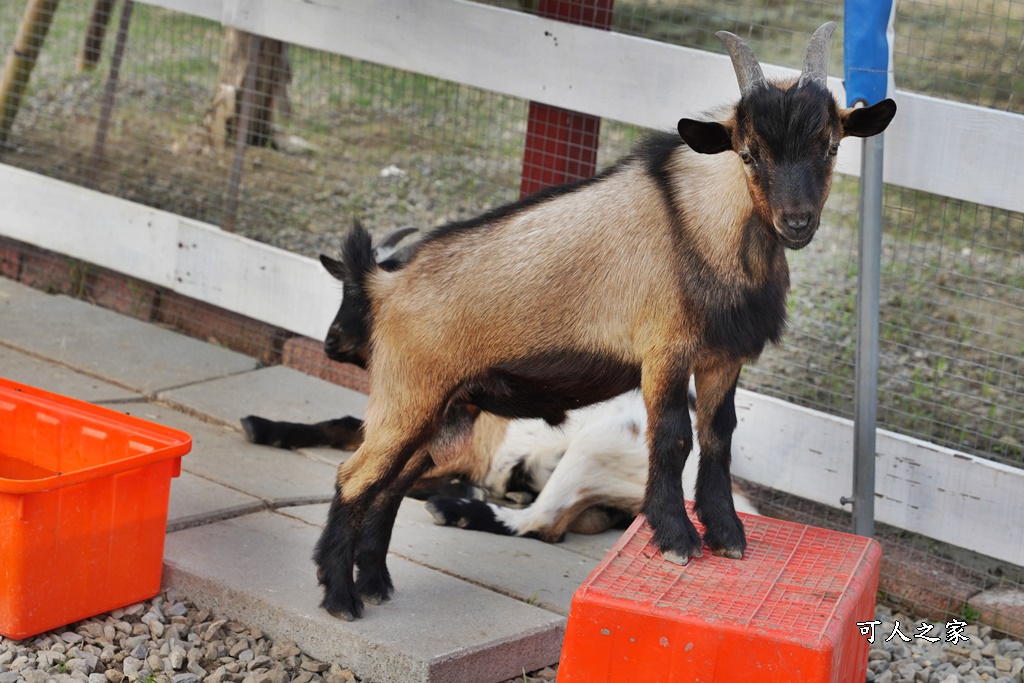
top-left (0, 588), bottom-right (556, 683)
top-left (3, 591), bottom-right (1023, 683)
top-left (0, 590), bottom-right (355, 683)
top-left (867, 604), bottom-right (1024, 683)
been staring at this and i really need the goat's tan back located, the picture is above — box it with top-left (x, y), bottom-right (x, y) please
top-left (366, 148), bottom-right (764, 384)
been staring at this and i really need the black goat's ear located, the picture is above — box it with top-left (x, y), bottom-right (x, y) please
top-left (678, 119), bottom-right (733, 154)
top-left (320, 254), bottom-right (348, 282)
top-left (841, 99), bottom-right (897, 138)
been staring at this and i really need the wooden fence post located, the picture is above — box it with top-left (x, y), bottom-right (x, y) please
top-left (77, 0), bottom-right (116, 72)
top-left (88, 0), bottom-right (134, 177)
top-left (0, 0), bottom-right (61, 147)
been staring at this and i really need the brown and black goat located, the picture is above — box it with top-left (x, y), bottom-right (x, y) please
top-left (242, 229), bottom-right (757, 542)
top-left (313, 23), bottom-right (897, 620)
top-left (243, 228), bottom-right (646, 523)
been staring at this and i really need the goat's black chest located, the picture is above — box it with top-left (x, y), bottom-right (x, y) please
top-left (700, 277), bottom-right (789, 359)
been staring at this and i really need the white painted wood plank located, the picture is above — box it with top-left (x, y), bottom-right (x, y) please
top-left (882, 93), bottom-right (1024, 214)
top-left (733, 389), bottom-right (1024, 566)
top-left (0, 164), bottom-right (339, 340)
top-left (0, 165), bottom-right (180, 290)
top-left (173, 221), bottom-right (340, 339)
top-left (141, 0), bottom-right (222, 22)
top-left (217, 0), bottom-right (739, 129)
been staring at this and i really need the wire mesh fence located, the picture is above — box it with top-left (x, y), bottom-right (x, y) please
top-left (1, 0), bottom-right (1022, 634)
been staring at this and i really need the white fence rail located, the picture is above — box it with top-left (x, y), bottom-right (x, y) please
top-left (2, 0), bottom-right (1022, 565)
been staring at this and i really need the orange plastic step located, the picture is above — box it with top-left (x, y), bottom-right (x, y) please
top-left (558, 505), bottom-right (881, 682)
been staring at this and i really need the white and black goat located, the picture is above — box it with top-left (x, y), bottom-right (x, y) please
top-left (314, 23), bottom-right (897, 620)
top-left (422, 389), bottom-right (762, 540)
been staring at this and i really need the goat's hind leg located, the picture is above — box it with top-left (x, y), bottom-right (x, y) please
top-left (314, 430), bottom-right (424, 620)
top-left (354, 449), bottom-right (433, 605)
top-left (316, 487), bottom-right (364, 620)
top-left (692, 363), bottom-right (746, 559)
top-left (641, 359), bottom-right (703, 565)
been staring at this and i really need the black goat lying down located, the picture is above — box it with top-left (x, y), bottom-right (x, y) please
top-left (242, 228), bottom-right (758, 541)
top-left (312, 23), bottom-right (896, 620)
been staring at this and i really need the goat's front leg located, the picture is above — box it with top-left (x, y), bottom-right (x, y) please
top-left (692, 362), bottom-right (746, 559)
top-left (641, 358), bottom-right (703, 565)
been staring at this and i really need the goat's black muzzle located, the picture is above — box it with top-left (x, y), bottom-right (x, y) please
top-left (777, 212), bottom-right (819, 249)
top-left (324, 331), bottom-right (369, 369)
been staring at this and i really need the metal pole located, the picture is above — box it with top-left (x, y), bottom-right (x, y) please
top-left (852, 132), bottom-right (885, 537)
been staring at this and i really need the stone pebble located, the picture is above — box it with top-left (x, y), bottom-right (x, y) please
top-left (0, 590), bottom-right (359, 683)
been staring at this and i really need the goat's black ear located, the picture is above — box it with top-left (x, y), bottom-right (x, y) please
top-left (841, 99), bottom-right (897, 138)
top-left (320, 254), bottom-right (348, 282)
top-left (678, 119), bottom-right (733, 154)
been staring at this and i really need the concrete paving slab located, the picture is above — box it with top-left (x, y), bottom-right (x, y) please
top-left (295, 445), bottom-right (350, 468)
top-left (163, 510), bottom-right (565, 683)
top-left (558, 529), bottom-right (626, 562)
top-left (0, 293), bottom-right (257, 394)
top-left (158, 363), bottom-right (368, 428)
top-left (279, 500), bottom-right (618, 617)
top-left (0, 275), bottom-right (47, 303)
top-left (125, 401), bottom-right (338, 505)
top-left (0, 345), bottom-right (140, 403)
top-left (168, 471), bottom-right (266, 532)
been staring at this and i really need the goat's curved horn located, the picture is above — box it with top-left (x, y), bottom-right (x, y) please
top-left (716, 30), bottom-right (766, 96)
top-left (372, 226), bottom-right (419, 263)
top-left (376, 226), bottom-right (419, 251)
top-left (797, 22), bottom-right (837, 90)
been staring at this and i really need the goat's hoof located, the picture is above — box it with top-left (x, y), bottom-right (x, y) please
top-left (321, 586), bottom-right (364, 621)
top-left (701, 513), bottom-right (747, 560)
top-left (355, 564), bottom-right (394, 606)
top-left (503, 490), bottom-right (534, 507)
top-left (361, 593), bottom-right (385, 606)
top-left (425, 496), bottom-right (479, 527)
top-left (239, 415), bottom-right (267, 444)
top-left (357, 582), bottom-right (393, 606)
top-left (661, 548), bottom-right (701, 566)
top-left (424, 497), bottom-right (515, 536)
top-left (650, 512), bottom-right (703, 566)
top-left (424, 498), bottom-right (449, 526)
top-left (715, 548), bottom-right (744, 560)
top-left (325, 606), bottom-right (357, 622)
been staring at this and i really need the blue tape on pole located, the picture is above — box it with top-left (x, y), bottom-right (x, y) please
top-left (843, 0), bottom-right (895, 106)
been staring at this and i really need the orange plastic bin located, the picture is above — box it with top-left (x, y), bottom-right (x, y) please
top-left (559, 506), bottom-right (881, 682)
top-left (0, 378), bottom-right (191, 640)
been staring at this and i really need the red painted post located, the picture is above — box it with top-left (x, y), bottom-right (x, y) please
top-left (519, 0), bottom-right (614, 199)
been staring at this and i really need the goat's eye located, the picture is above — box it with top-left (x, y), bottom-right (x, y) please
top-left (738, 151), bottom-right (753, 165)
